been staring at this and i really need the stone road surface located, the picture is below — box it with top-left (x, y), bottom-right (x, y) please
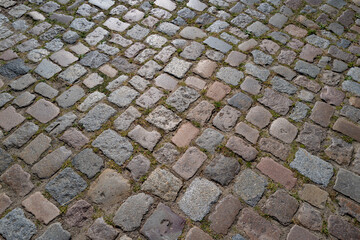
top-left (0, 0), bottom-right (360, 239)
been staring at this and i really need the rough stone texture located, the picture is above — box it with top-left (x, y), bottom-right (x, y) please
top-left (233, 169), bottom-right (267, 206)
top-left (87, 217), bottom-right (118, 240)
top-left (257, 157), bottom-right (296, 189)
top-left (262, 189), bottom-right (299, 225)
top-left (141, 168), bottom-right (182, 201)
top-left (92, 129), bottom-right (133, 166)
top-left (65, 200), bottom-right (94, 227)
top-left (179, 178), bottom-right (221, 221)
top-left (213, 106), bottom-right (241, 132)
top-left (126, 154), bottom-right (150, 181)
top-left (72, 149), bottom-right (103, 179)
top-left (0, 208), bottom-right (36, 240)
top-left (45, 167), bottom-right (87, 205)
top-left (259, 137), bottom-right (290, 161)
top-left (88, 168), bottom-right (129, 208)
top-left (114, 193), bottom-right (153, 231)
top-left (296, 122), bottom-right (327, 152)
top-left (204, 154), bottom-right (240, 186)
top-left (237, 208), bottom-right (281, 240)
top-left (146, 105), bottom-right (182, 131)
top-left (141, 203), bottom-right (185, 240)
top-left (226, 136), bottom-right (258, 161)
top-left (173, 147), bottom-right (207, 180)
top-left (334, 168), bottom-right (360, 204)
top-left (37, 223), bottom-right (71, 240)
top-left (208, 195), bottom-right (242, 234)
top-left (259, 88), bottom-right (293, 115)
top-left (128, 125), bottom-right (161, 151)
top-left (291, 148), bottom-right (333, 186)
top-left (333, 117), bottom-right (360, 142)
top-left (31, 146), bottom-right (72, 179)
top-left (22, 192), bottom-right (60, 224)
top-left (1, 164), bottom-right (33, 196)
top-left (328, 215), bottom-right (360, 240)
top-left (3, 122), bottom-right (38, 148)
top-left (269, 117), bottom-right (298, 144)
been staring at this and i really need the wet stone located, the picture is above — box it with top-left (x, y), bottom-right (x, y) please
top-left (290, 148), bottom-right (333, 186)
top-left (0, 208), bottom-right (36, 240)
top-left (92, 129), bottom-right (133, 166)
top-left (205, 154), bottom-right (240, 186)
top-left (179, 177), bottom-right (221, 221)
top-left (1, 164), bottom-right (34, 196)
top-left (233, 169), bottom-right (267, 206)
top-left (141, 168), bottom-right (182, 201)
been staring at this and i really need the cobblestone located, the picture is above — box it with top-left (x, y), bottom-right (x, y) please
top-left (0, 1), bottom-right (359, 239)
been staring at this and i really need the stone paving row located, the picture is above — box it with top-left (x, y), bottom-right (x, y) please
top-left (1, 0), bottom-right (360, 239)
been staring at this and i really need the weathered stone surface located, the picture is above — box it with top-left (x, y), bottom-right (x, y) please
top-left (338, 196), bottom-right (360, 222)
top-left (142, 168), bottom-right (182, 201)
top-left (88, 169), bottom-right (130, 207)
top-left (262, 189), bottom-right (299, 225)
top-left (92, 129), bottom-right (133, 166)
top-left (233, 169), bottom-right (267, 206)
top-left (72, 149), bottom-right (103, 178)
top-left (0, 193), bottom-right (11, 215)
top-left (205, 154), bottom-right (240, 186)
top-left (334, 168), bottom-right (360, 204)
top-left (56, 85), bottom-right (85, 108)
top-left (22, 192), bottom-right (59, 224)
top-left (226, 136), bottom-right (258, 161)
top-left (26, 99), bottom-right (60, 123)
top-left (290, 148), bottom-right (333, 186)
top-left (269, 117), bottom-right (298, 143)
top-left (257, 157), bottom-right (296, 189)
top-left (296, 122), bottom-right (326, 152)
top-left (295, 203), bottom-right (322, 231)
top-left (196, 128), bottom-right (224, 153)
top-left (179, 178), bottom-right (221, 221)
top-left (259, 137), bottom-right (290, 161)
top-left (259, 88), bottom-right (292, 115)
top-left (126, 154), bottom-right (150, 181)
top-left (0, 208), bottom-right (36, 240)
top-left (325, 137), bottom-right (353, 165)
top-left (185, 227), bottom-right (212, 240)
top-left (128, 125), bottom-right (161, 151)
top-left (3, 122), bottom-right (38, 148)
top-left (328, 215), bottom-right (360, 240)
top-left (65, 200), bottom-right (94, 227)
top-left (287, 225), bottom-right (318, 240)
top-left (1, 164), bottom-right (33, 196)
top-left (0, 106), bottom-right (24, 131)
top-left (213, 106), bottom-right (241, 132)
top-left (146, 105), bottom-right (182, 131)
top-left (45, 167), bottom-right (87, 205)
top-left (333, 117), bottom-right (360, 142)
top-left (172, 142), bottom-right (205, 175)
top-left (208, 195), bottom-right (242, 234)
top-left (141, 203), bottom-right (185, 240)
top-left (32, 146), bottom-right (72, 178)
top-left (37, 223), bottom-right (71, 240)
top-left (237, 208), bottom-right (281, 240)
top-left (166, 86), bottom-right (200, 112)
top-left (114, 193), bottom-right (153, 231)
top-left (153, 143), bottom-right (179, 165)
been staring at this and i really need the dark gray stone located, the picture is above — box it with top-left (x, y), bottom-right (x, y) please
top-left (0, 208), bottom-right (36, 240)
top-left (334, 168), bottom-right (360, 204)
top-left (79, 103), bottom-right (116, 131)
top-left (45, 167), bottom-right (87, 205)
top-left (37, 222), bottom-right (70, 240)
top-left (204, 154), bottom-right (240, 186)
top-left (80, 51), bottom-right (109, 68)
top-left (72, 149), bottom-right (104, 178)
top-left (0, 148), bottom-right (13, 174)
top-left (227, 92), bottom-right (253, 111)
top-left (0, 59), bottom-right (30, 79)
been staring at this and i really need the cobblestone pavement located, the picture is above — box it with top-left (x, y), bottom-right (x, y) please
top-left (1, 0), bottom-right (360, 239)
